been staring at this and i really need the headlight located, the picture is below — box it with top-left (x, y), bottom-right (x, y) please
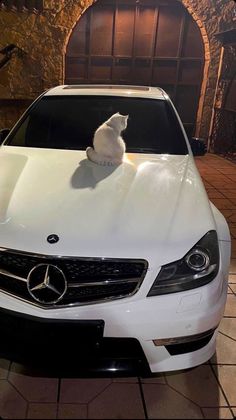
top-left (147, 231), bottom-right (219, 296)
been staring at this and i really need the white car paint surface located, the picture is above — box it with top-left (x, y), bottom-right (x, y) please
top-left (0, 85), bottom-right (231, 373)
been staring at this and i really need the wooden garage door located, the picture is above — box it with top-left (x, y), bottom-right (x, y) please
top-left (65, 0), bottom-right (204, 137)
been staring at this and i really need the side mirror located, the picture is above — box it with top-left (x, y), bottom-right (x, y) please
top-left (0, 128), bottom-right (10, 144)
top-left (189, 137), bottom-right (207, 156)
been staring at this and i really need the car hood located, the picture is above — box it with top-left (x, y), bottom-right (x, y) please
top-left (0, 147), bottom-right (215, 266)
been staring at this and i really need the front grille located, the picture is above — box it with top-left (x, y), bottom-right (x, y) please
top-left (0, 249), bottom-right (147, 307)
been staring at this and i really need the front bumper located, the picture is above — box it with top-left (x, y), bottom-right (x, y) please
top-left (0, 264), bottom-right (228, 374)
top-left (0, 307), bottom-right (150, 376)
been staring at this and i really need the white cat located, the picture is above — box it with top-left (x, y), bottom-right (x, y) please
top-left (86, 112), bottom-right (128, 166)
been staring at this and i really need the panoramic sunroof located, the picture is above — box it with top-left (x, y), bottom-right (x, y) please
top-left (63, 85), bottom-right (150, 91)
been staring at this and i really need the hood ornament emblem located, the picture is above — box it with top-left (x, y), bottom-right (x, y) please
top-left (27, 264), bottom-right (67, 305)
top-left (47, 234), bottom-right (59, 244)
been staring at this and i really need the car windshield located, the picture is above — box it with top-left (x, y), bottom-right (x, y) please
top-left (5, 95), bottom-right (188, 154)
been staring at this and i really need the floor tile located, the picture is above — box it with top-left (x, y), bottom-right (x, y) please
top-left (201, 407), bottom-right (233, 419)
top-left (112, 377), bottom-right (138, 383)
top-left (88, 383), bottom-right (145, 419)
top-left (208, 182), bottom-right (236, 190)
top-left (142, 383), bottom-right (203, 419)
top-left (207, 190), bottom-right (225, 199)
top-left (211, 332), bottom-right (236, 364)
top-left (229, 213), bottom-right (236, 223)
top-left (210, 199), bottom-right (236, 210)
top-left (0, 379), bottom-right (28, 419)
top-left (229, 284), bottom-right (236, 293)
top-left (60, 378), bottom-right (111, 403)
top-left (141, 374), bottom-right (166, 384)
top-left (27, 403), bottom-right (57, 419)
top-left (219, 317), bottom-right (236, 340)
top-left (225, 174), bottom-right (236, 182)
top-left (229, 226), bottom-right (236, 238)
top-left (57, 403), bottom-right (87, 419)
top-left (0, 359), bottom-right (10, 379)
top-left (213, 365), bottom-right (236, 406)
top-left (228, 286), bottom-right (233, 294)
top-left (8, 364), bottom-right (58, 403)
top-left (220, 190), bottom-right (236, 199)
top-left (166, 365), bottom-right (227, 406)
top-left (219, 168), bottom-right (236, 175)
top-left (229, 274), bottom-right (236, 283)
top-left (224, 294), bottom-right (236, 317)
top-left (231, 240), bottom-right (236, 258)
top-left (220, 210), bottom-right (235, 220)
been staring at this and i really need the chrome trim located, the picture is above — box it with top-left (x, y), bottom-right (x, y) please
top-left (68, 278), bottom-right (140, 288)
top-left (0, 268), bottom-right (27, 283)
top-left (185, 248), bottom-right (210, 272)
top-left (27, 264), bottom-right (67, 305)
top-left (0, 247), bottom-right (148, 309)
top-left (0, 247), bottom-right (147, 264)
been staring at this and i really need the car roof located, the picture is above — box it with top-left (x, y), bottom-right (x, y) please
top-left (45, 85), bottom-right (166, 100)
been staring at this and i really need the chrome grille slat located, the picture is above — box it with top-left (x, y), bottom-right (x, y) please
top-left (0, 248), bottom-right (148, 308)
top-left (68, 278), bottom-right (140, 288)
top-left (0, 268), bottom-right (27, 283)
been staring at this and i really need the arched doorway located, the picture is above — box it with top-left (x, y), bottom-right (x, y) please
top-left (65, 0), bottom-right (205, 137)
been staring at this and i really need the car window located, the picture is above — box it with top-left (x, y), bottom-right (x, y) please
top-left (5, 95), bottom-right (188, 155)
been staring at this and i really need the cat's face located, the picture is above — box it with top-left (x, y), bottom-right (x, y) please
top-left (109, 113), bottom-right (129, 131)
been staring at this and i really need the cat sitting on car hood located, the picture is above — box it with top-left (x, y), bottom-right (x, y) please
top-left (86, 112), bottom-right (128, 166)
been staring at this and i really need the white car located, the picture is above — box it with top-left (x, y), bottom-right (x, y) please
top-left (0, 85), bottom-right (231, 375)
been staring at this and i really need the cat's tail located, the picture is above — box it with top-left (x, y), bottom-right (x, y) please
top-left (86, 147), bottom-right (123, 166)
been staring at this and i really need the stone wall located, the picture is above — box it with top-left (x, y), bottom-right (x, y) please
top-left (0, 0), bottom-right (235, 141)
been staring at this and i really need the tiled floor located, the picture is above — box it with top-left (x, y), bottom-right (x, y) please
top-left (0, 153), bottom-right (236, 419)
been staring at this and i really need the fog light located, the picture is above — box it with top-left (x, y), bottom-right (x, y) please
top-left (153, 328), bottom-right (216, 347)
top-left (185, 249), bottom-right (210, 271)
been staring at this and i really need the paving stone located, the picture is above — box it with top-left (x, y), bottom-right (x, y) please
top-left (0, 359), bottom-right (10, 379)
top-left (219, 317), bottom-right (236, 340)
top-left (210, 199), bottom-right (236, 210)
top-left (57, 403), bottom-right (87, 419)
top-left (201, 407), bottom-right (233, 419)
top-left (60, 378), bottom-right (111, 403)
top-left (141, 375), bottom-right (166, 384)
top-left (229, 274), bottom-right (236, 283)
top-left (231, 240), bottom-right (236, 258)
top-left (221, 190), bottom-right (236, 199)
top-left (142, 383), bottom-right (203, 419)
top-left (211, 332), bottom-right (236, 364)
top-left (9, 363), bottom-right (58, 403)
top-left (88, 383), bottom-right (145, 419)
top-left (27, 403), bottom-right (57, 419)
top-left (229, 226), bottom-right (236, 238)
top-left (0, 380), bottom-right (28, 419)
top-left (166, 365), bottom-right (227, 406)
top-left (207, 190), bottom-right (225, 199)
top-left (112, 377), bottom-right (139, 383)
top-left (224, 294), bottom-right (236, 317)
top-left (212, 366), bottom-right (236, 406)
top-left (229, 284), bottom-right (236, 293)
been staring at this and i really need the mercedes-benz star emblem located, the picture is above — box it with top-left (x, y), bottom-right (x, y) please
top-left (27, 264), bottom-right (67, 305)
top-left (47, 234), bottom-right (59, 244)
